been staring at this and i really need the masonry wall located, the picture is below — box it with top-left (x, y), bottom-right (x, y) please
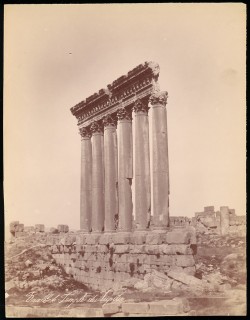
top-left (47, 228), bottom-right (197, 291)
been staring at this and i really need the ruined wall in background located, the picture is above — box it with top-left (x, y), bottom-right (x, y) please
top-left (193, 206), bottom-right (246, 235)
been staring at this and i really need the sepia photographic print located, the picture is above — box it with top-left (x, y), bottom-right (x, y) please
top-left (4, 3), bottom-right (246, 317)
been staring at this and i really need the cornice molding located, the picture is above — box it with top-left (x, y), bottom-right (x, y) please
top-left (71, 61), bottom-right (160, 125)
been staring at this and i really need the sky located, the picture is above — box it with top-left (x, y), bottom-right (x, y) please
top-left (4, 3), bottom-right (246, 231)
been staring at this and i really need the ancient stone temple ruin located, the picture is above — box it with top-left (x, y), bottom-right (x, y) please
top-left (48, 62), bottom-right (196, 290)
top-left (71, 61), bottom-right (169, 232)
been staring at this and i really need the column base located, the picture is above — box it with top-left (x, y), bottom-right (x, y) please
top-left (151, 226), bottom-right (169, 233)
top-left (78, 230), bottom-right (91, 234)
top-left (116, 229), bottom-right (132, 234)
top-left (104, 230), bottom-right (116, 233)
top-left (91, 231), bottom-right (103, 234)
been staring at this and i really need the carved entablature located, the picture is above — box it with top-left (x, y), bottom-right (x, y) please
top-left (103, 114), bottom-right (116, 127)
top-left (149, 91), bottom-right (168, 106)
top-left (117, 107), bottom-right (132, 121)
top-left (70, 61), bottom-right (160, 127)
top-left (90, 121), bottom-right (103, 134)
top-left (79, 127), bottom-right (91, 139)
top-left (133, 99), bottom-right (149, 114)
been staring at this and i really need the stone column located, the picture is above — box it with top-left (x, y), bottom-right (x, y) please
top-left (220, 206), bottom-right (230, 235)
top-left (117, 107), bottom-right (133, 232)
top-left (149, 91), bottom-right (170, 230)
top-left (90, 121), bottom-right (105, 233)
top-left (133, 99), bottom-right (151, 230)
top-left (103, 114), bottom-right (117, 232)
top-left (79, 127), bottom-right (92, 232)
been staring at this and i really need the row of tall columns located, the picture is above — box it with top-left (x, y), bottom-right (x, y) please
top-left (79, 91), bottom-right (169, 233)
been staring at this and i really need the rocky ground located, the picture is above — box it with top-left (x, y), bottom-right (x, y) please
top-left (5, 231), bottom-right (246, 316)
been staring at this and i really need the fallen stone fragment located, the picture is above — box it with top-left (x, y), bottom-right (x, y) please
top-left (168, 270), bottom-right (203, 287)
top-left (25, 260), bottom-right (33, 267)
top-left (102, 302), bottom-right (122, 315)
top-left (134, 280), bottom-right (148, 290)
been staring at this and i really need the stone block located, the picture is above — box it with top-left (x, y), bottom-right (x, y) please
top-left (112, 233), bottom-right (131, 244)
top-left (102, 303), bottom-right (122, 315)
top-left (160, 244), bottom-right (193, 255)
top-left (146, 233), bottom-right (164, 244)
top-left (122, 302), bottom-right (149, 314)
top-left (97, 245), bottom-right (109, 253)
top-left (130, 245), bottom-right (145, 254)
top-left (148, 299), bottom-right (183, 315)
top-left (160, 255), bottom-right (174, 266)
top-left (35, 224), bottom-right (45, 232)
top-left (204, 206), bottom-right (215, 212)
top-left (114, 245), bottom-right (130, 254)
top-left (98, 234), bottom-right (112, 244)
top-left (168, 270), bottom-right (203, 287)
top-left (76, 234), bottom-right (87, 245)
top-left (182, 266), bottom-right (196, 276)
top-left (85, 234), bottom-right (100, 244)
top-left (166, 231), bottom-right (190, 244)
top-left (175, 255), bottom-right (195, 267)
top-left (131, 232), bottom-right (147, 245)
top-left (144, 245), bottom-right (159, 254)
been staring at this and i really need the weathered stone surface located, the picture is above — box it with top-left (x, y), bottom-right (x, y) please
top-left (150, 91), bottom-right (169, 230)
top-left (146, 233), bottom-right (164, 244)
top-left (166, 231), bottom-right (190, 244)
top-left (220, 206), bottom-right (230, 235)
top-left (173, 297), bottom-right (190, 312)
top-left (168, 270), bottom-right (203, 287)
top-left (114, 245), bottom-right (130, 253)
top-left (104, 121), bottom-right (117, 232)
top-left (159, 244), bottom-right (193, 255)
top-left (102, 302), bottom-right (122, 315)
top-left (148, 299), bottom-right (183, 315)
top-left (175, 255), bottom-right (195, 267)
top-left (130, 232), bottom-right (147, 245)
top-left (122, 302), bottom-right (149, 314)
top-left (85, 234), bottom-right (100, 245)
top-left (91, 130), bottom-right (105, 232)
top-left (98, 234), bottom-right (112, 244)
top-left (134, 102), bottom-right (150, 231)
top-left (144, 244), bottom-right (159, 254)
top-left (117, 115), bottom-right (133, 232)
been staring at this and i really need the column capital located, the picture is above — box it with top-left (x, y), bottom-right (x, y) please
top-left (133, 99), bottom-right (149, 114)
top-left (79, 127), bottom-right (91, 139)
top-left (90, 121), bottom-right (103, 134)
top-left (117, 107), bottom-right (132, 121)
top-left (149, 91), bottom-right (168, 106)
top-left (103, 114), bottom-right (116, 127)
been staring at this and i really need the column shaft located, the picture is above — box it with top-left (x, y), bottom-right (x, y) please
top-left (91, 122), bottom-right (104, 232)
top-left (150, 91), bottom-right (170, 230)
top-left (134, 101), bottom-right (150, 230)
top-left (103, 116), bottom-right (117, 232)
top-left (79, 128), bottom-right (92, 232)
top-left (117, 108), bottom-right (133, 232)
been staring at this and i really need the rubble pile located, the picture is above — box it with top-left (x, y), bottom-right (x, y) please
top-left (5, 234), bottom-right (88, 299)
